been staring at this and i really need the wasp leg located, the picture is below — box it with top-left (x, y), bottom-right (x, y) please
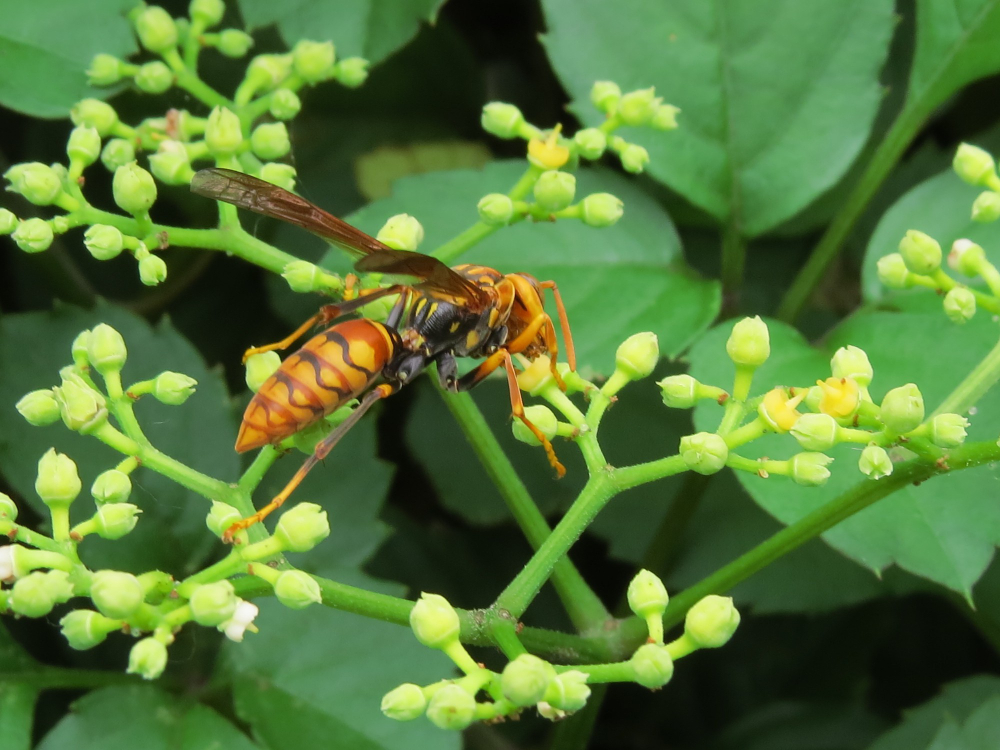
top-left (435, 351), bottom-right (459, 391)
top-left (539, 279), bottom-right (576, 372)
top-left (223, 383), bottom-right (397, 542)
top-left (507, 275), bottom-right (566, 390)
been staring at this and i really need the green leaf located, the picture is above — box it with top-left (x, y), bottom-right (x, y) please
top-left (0, 623), bottom-right (40, 750)
top-left (689, 312), bottom-right (1000, 598)
top-left (714, 701), bottom-right (887, 750)
top-left (539, 0), bottom-right (895, 236)
top-left (36, 684), bottom-right (260, 750)
top-left (328, 160), bottom-right (719, 373)
top-left (0, 303), bottom-right (239, 576)
top-left (0, 0), bottom-right (136, 117)
top-left (236, 0), bottom-right (445, 64)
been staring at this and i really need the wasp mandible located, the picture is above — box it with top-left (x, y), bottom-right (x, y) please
top-left (191, 168), bottom-right (576, 539)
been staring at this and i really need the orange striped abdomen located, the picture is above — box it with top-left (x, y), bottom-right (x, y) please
top-left (235, 318), bottom-right (397, 452)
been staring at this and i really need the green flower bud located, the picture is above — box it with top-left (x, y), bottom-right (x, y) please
top-left (71, 331), bottom-right (91, 367)
top-left (684, 595), bottom-right (740, 648)
top-left (127, 637), bottom-right (168, 680)
top-left (501, 654), bottom-right (555, 706)
top-left (217, 29), bottom-right (254, 57)
top-left (334, 57), bottom-right (369, 88)
top-left (898, 230), bottom-right (942, 275)
top-left (138, 253), bottom-right (168, 286)
top-left (206, 501), bottom-right (242, 538)
top-left (581, 192), bottom-right (624, 227)
top-left (86, 54), bottom-right (128, 86)
top-left (876, 253), bottom-right (912, 289)
top-left (0, 544), bottom-right (28, 580)
top-left (60, 609), bottom-right (120, 650)
top-left (543, 670), bottom-right (590, 712)
top-left (71, 99), bottom-right (119, 137)
top-left (481, 102), bottom-right (525, 139)
top-left (953, 143), bottom-right (996, 186)
top-left (273, 570), bottom-right (322, 609)
top-left (35, 448), bottom-right (82, 508)
top-left (91, 469), bottom-right (132, 505)
top-left (5, 162), bottom-right (63, 205)
top-left (258, 162), bottom-right (296, 191)
top-left (12, 218), bottom-right (54, 253)
top-left (189, 0), bottom-right (225, 27)
top-left (0, 493), bottom-right (18, 523)
top-left (879, 383), bottom-right (924, 434)
top-left (149, 140), bottom-right (195, 185)
top-left (93, 503), bottom-right (141, 539)
top-left (245, 351), bottom-right (281, 392)
top-left (280, 260), bottom-right (323, 292)
top-left (246, 54), bottom-right (292, 91)
top-left (929, 413), bottom-right (970, 448)
top-left (590, 81), bottom-right (621, 113)
top-left (67, 127), bottom-right (102, 167)
top-left (948, 239), bottom-right (987, 277)
top-left (381, 683), bottom-right (428, 721)
top-left (91, 570), bottom-right (144, 619)
top-left (726, 316), bottom-right (770, 367)
top-left (620, 143), bottom-right (650, 174)
top-left (943, 287), bottom-right (976, 324)
top-left (205, 106), bottom-right (243, 156)
top-left (134, 61), bottom-right (174, 94)
top-left (87, 323), bottom-right (127, 375)
top-left (54, 375), bottom-right (108, 433)
top-left (275, 502), bottom-right (330, 552)
top-left (971, 191), bottom-right (1000, 223)
top-left (627, 569), bottom-right (668, 619)
top-left (219, 599), bottom-right (258, 641)
top-left (0, 208), bottom-right (17, 234)
top-left (376, 213), bottom-right (424, 251)
top-left (10, 570), bottom-right (73, 618)
top-left (616, 331), bottom-right (659, 380)
top-left (679, 432), bottom-right (728, 475)
top-left (113, 162), bottom-right (157, 215)
top-left (630, 643), bottom-right (674, 688)
top-left (152, 371), bottom-right (197, 405)
top-left (651, 103), bottom-right (680, 131)
top-left (511, 405), bottom-right (558, 445)
top-left (82, 225), bottom-right (123, 263)
top-left (409, 592), bottom-right (460, 649)
top-left (830, 345), bottom-right (873, 388)
top-left (292, 40), bottom-right (335, 83)
top-left (135, 6), bottom-right (178, 53)
top-left (574, 127), bottom-right (607, 159)
top-left (477, 193), bottom-right (515, 226)
top-left (189, 580), bottom-right (237, 626)
top-left (250, 122), bottom-right (291, 160)
top-left (790, 412), bottom-right (839, 451)
top-left (426, 684), bottom-right (476, 731)
top-left (859, 444), bottom-right (893, 480)
top-left (101, 138), bottom-right (135, 172)
top-left (789, 452), bottom-right (833, 487)
top-left (657, 374), bottom-right (698, 408)
top-left (269, 88), bottom-right (301, 120)
top-left (16, 389), bottom-right (61, 426)
top-left (618, 87), bottom-right (658, 127)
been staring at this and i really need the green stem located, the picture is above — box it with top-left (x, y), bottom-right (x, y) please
top-left (162, 49), bottom-right (232, 109)
top-left (0, 668), bottom-right (138, 690)
top-left (236, 446), bottom-right (281, 495)
top-left (933, 335), bottom-right (1000, 417)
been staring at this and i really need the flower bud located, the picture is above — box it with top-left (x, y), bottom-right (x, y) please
top-left (91, 469), bottom-right (132, 505)
top-left (292, 40), bottom-right (335, 83)
top-left (5, 162), bottom-right (63, 205)
top-left (580, 192), bottom-right (624, 227)
top-left (220, 599), bottom-right (258, 641)
top-left (245, 351), bottom-right (281, 392)
top-left (496, 654), bottom-right (553, 706)
top-left (516, 354), bottom-right (555, 396)
top-left (246, 54), bottom-right (293, 91)
top-left (898, 230), bottom-right (942, 275)
top-left (10, 570), bottom-right (73, 618)
top-left (206, 501), bottom-right (242, 537)
top-left (620, 143), bottom-right (650, 174)
top-left (574, 128), bottom-right (607, 159)
top-left (12, 218), bottom-right (54, 253)
top-left (190, 0), bottom-right (225, 27)
top-left (93, 503), bottom-right (141, 539)
top-left (269, 88), bottom-right (301, 120)
top-left (334, 57), bottom-right (369, 88)
top-left (217, 28), bottom-right (254, 57)
top-left (0, 208), bottom-right (17, 235)
top-left (410, 592), bottom-right (460, 649)
top-left (376, 214), bottom-right (424, 251)
top-left (876, 253), bottom-right (913, 289)
top-left (544, 670), bottom-right (590, 712)
top-left (381, 683), bottom-right (428, 721)
top-left (274, 570), bottom-right (322, 609)
top-left (134, 61), bottom-right (174, 94)
top-left (590, 81), bottom-right (621, 113)
top-left (679, 432), bottom-right (728, 475)
top-left (101, 138), bottom-right (135, 172)
top-left (152, 371), bottom-right (197, 405)
top-left (511, 405), bottom-right (559, 446)
top-left (113, 162), bottom-right (157, 215)
top-left (86, 54), bottom-right (128, 86)
top-left (205, 106), bottom-right (243, 156)
top-left (684, 595), bottom-right (740, 648)
top-left (972, 191), bottom-right (1000, 223)
top-left (528, 133), bottom-right (570, 169)
top-left (71, 331), bottom-right (91, 367)
top-left (138, 253), bottom-right (168, 286)
top-left (426, 684), bottom-right (476, 730)
top-left (0, 493), bottom-right (18, 523)
top-left (929, 413), bottom-right (970, 448)
top-left (91, 570), bottom-right (144, 619)
top-left (87, 323), bottom-right (127, 375)
top-left (189, 580), bottom-right (237, 626)
top-left (616, 331), bottom-right (659, 380)
top-left (830, 345), bottom-right (873, 388)
top-left (135, 6), bottom-right (178, 53)
top-left (16, 389), bottom-right (61, 426)
top-left (35, 448), bottom-right (82, 508)
top-left (948, 239), bottom-right (987, 277)
top-left (789, 452), bottom-right (833, 486)
top-left (859, 444), bottom-right (892, 479)
top-left (953, 143), bottom-right (995, 186)
top-left (127, 637), bottom-right (168, 680)
top-left (657, 374), bottom-right (698, 408)
top-left (60, 609), bottom-right (120, 650)
top-left (149, 140), bottom-right (194, 185)
top-left (650, 103), bottom-right (680, 131)
top-left (726, 316), bottom-right (770, 367)
top-left (67, 126), bottom-right (102, 168)
top-left (627, 569), bottom-right (668, 618)
top-left (618, 87), bottom-right (658, 127)
top-left (943, 287), bottom-right (976, 324)
top-left (759, 388), bottom-right (803, 432)
top-left (879, 383), bottom-right (924, 434)
top-left (630, 643), bottom-right (674, 688)
top-left (477, 193), bottom-right (515, 226)
top-left (275, 502), bottom-right (330, 552)
top-left (54, 375), bottom-right (108, 433)
top-left (71, 99), bottom-right (119, 137)
top-left (259, 162), bottom-right (296, 191)
top-left (790, 412), bottom-right (838, 451)
top-left (250, 122), bottom-right (290, 160)
top-left (481, 102), bottom-right (525, 139)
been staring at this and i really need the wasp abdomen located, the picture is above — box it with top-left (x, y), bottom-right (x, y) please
top-left (235, 319), bottom-right (396, 452)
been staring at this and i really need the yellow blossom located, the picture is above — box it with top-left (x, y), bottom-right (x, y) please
top-left (517, 355), bottom-right (554, 396)
top-left (528, 125), bottom-right (570, 169)
top-left (758, 388), bottom-right (805, 432)
top-left (816, 377), bottom-right (860, 418)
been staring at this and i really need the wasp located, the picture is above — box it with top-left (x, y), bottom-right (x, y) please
top-left (190, 168), bottom-right (576, 538)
